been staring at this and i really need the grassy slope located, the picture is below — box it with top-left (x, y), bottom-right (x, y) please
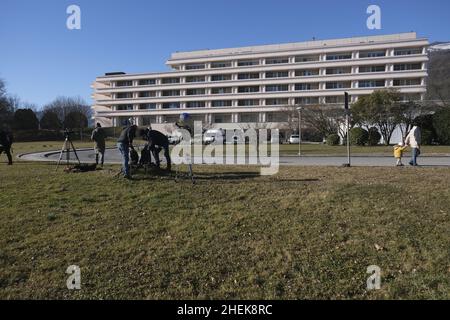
top-left (0, 161), bottom-right (449, 299)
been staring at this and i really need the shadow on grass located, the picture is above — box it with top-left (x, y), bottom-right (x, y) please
top-left (130, 170), bottom-right (262, 182)
top-left (128, 168), bottom-right (321, 184)
top-left (274, 178), bottom-right (321, 183)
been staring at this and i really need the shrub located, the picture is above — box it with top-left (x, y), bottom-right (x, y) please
top-left (421, 129), bottom-right (434, 145)
top-left (302, 127), bottom-right (323, 142)
top-left (326, 134), bottom-right (340, 146)
top-left (349, 127), bottom-right (369, 146)
top-left (432, 109), bottom-right (450, 145)
top-left (414, 114), bottom-right (437, 143)
top-left (367, 127), bottom-right (381, 146)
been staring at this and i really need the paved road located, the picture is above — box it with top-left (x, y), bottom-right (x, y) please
top-left (18, 147), bottom-right (450, 167)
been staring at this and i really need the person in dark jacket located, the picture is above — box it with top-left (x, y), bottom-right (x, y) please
top-left (91, 123), bottom-right (106, 167)
top-left (117, 124), bottom-right (137, 178)
top-left (0, 129), bottom-right (13, 165)
top-left (140, 128), bottom-right (171, 171)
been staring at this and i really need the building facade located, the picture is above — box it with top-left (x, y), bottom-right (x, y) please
top-left (92, 32), bottom-right (428, 132)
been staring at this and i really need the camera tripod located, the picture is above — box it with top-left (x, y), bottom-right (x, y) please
top-left (55, 131), bottom-right (81, 171)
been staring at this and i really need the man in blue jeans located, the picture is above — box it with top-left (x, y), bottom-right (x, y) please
top-left (117, 124), bottom-right (137, 179)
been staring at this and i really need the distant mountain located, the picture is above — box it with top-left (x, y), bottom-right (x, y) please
top-left (429, 42), bottom-right (450, 52)
top-left (427, 45), bottom-right (450, 105)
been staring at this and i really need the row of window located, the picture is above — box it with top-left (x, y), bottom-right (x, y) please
top-left (172, 48), bottom-right (423, 71)
top-left (114, 91), bottom-right (422, 111)
top-left (115, 98), bottom-right (319, 110)
top-left (114, 78), bottom-right (423, 99)
top-left (114, 63), bottom-right (423, 87)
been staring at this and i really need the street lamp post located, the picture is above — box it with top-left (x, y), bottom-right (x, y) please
top-left (296, 106), bottom-right (303, 156)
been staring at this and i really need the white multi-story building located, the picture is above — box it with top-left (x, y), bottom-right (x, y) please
top-left (91, 32), bottom-right (428, 132)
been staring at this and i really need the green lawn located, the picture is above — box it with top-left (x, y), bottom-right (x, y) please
top-left (0, 160), bottom-right (448, 299)
top-left (11, 140), bottom-right (450, 159)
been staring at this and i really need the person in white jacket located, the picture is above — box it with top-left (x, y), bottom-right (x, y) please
top-left (404, 125), bottom-right (421, 166)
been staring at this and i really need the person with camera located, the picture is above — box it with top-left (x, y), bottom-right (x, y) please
top-left (117, 124), bottom-right (137, 179)
top-left (139, 127), bottom-right (171, 171)
top-left (0, 127), bottom-right (13, 165)
top-left (91, 122), bottom-right (106, 167)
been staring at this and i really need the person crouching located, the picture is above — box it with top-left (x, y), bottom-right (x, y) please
top-left (140, 128), bottom-right (171, 171)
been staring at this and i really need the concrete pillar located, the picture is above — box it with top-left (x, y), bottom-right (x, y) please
top-left (289, 84), bottom-right (295, 92)
top-left (260, 112), bottom-right (267, 123)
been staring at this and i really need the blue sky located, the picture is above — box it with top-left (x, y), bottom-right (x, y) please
top-left (1, 0), bottom-right (449, 109)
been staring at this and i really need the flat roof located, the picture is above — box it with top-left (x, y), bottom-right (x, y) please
top-left (168, 32), bottom-right (422, 61)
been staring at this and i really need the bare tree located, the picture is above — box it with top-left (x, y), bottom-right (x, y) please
top-left (306, 105), bottom-right (348, 138)
top-left (396, 101), bottom-right (429, 139)
top-left (0, 80), bottom-right (20, 127)
top-left (43, 96), bottom-right (91, 126)
top-left (280, 105), bottom-right (300, 137)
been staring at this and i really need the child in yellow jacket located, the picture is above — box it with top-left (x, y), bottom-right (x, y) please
top-left (393, 142), bottom-right (408, 166)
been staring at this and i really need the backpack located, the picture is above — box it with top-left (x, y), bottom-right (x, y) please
top-left (139, 144), bottom-right (153, 165)
top-left (129, 148), bottom-right (139, 165)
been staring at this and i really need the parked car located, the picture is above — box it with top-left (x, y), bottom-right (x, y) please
top-left (203, 129), bottom-right (225, 145)
top-left (289, 134), bottom-right (300, 144)
top-left (270, 133), bottom-right (284, 144)
top-left (225, 135), bottom-right (247, 144)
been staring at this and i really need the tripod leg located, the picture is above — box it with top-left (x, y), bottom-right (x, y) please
top-left (55, 139), bottom-right (68, 171)
top-left (69, 140), bottom-right (81, 165)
